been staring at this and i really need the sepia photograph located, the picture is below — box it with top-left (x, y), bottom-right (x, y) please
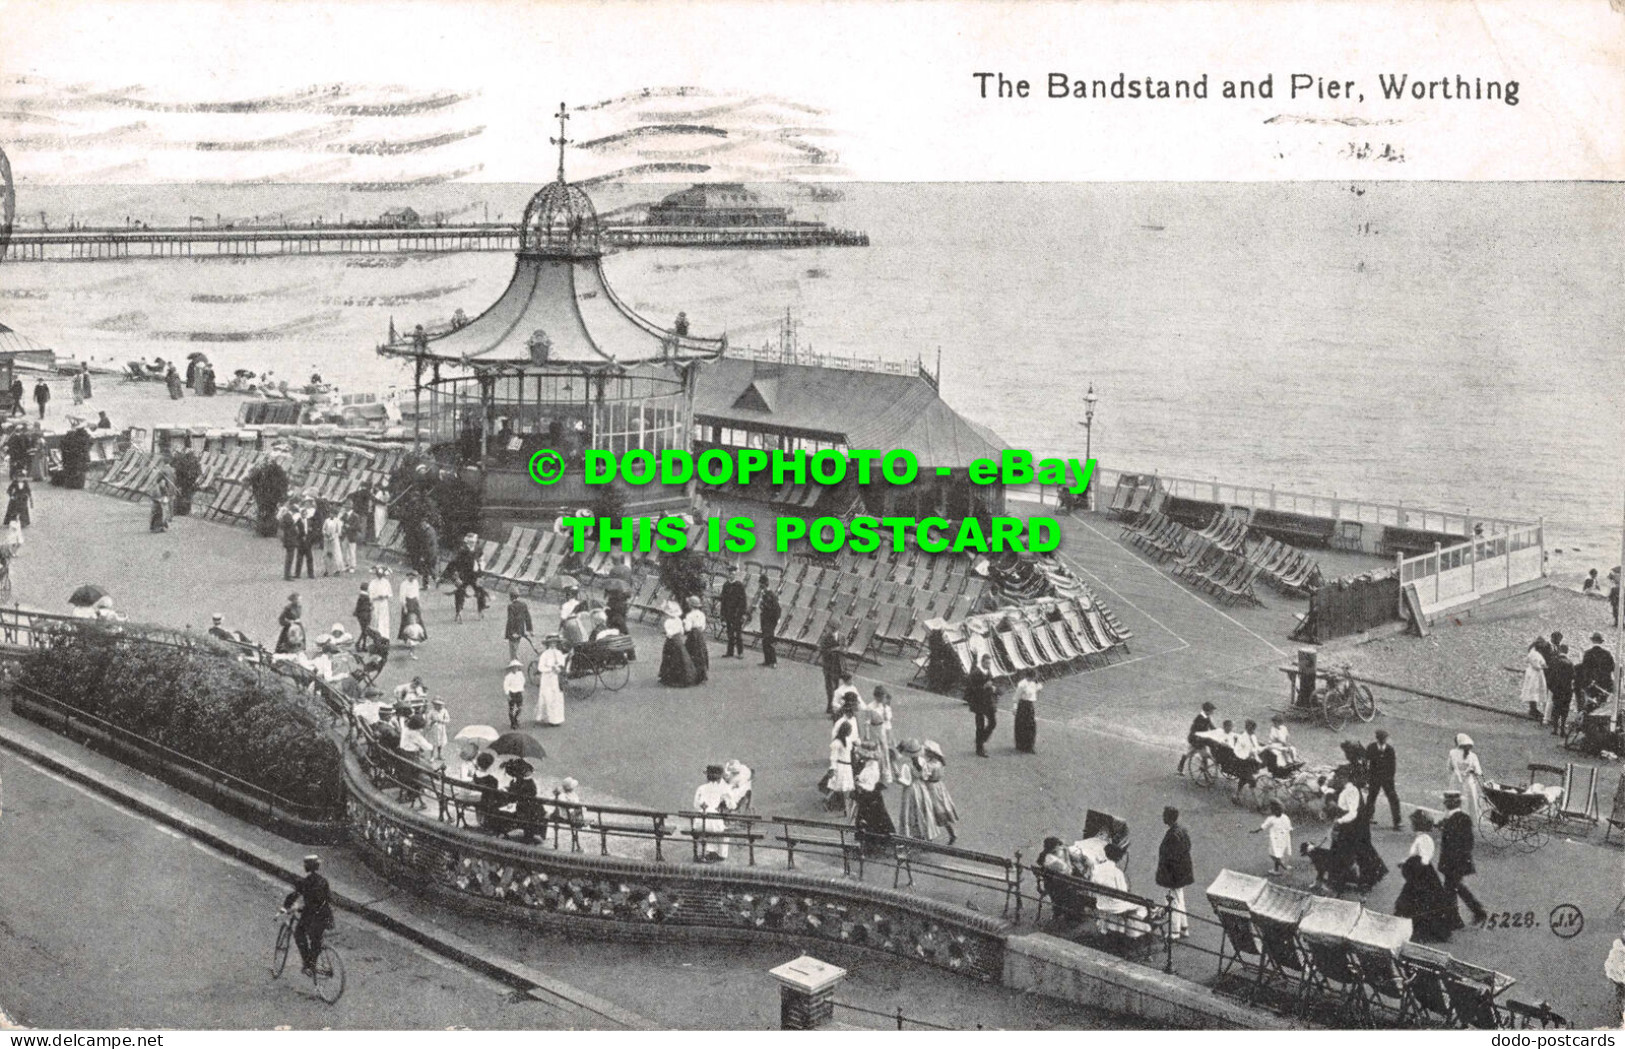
top-left (0, 0), bottom-right (1621, 1034)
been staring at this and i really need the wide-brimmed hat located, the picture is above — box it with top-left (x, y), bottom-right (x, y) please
top-left (1455, 733), bottom-right (1474, 747)
top-left (503, 758), bottom-right (534, 776)
top-left (211, 613), bottom-right (224, 623)
top-left (922, 740), bottom-right (947, 764)
top-left (686, 596), bottom-right (703, 610)
top-left (431, 697), bottom-right (445, 706)
top-left (704, 764), bottom-right (724, 777)
top-left (507, 659), bottom-right (524, 669)
top-left (560, 777), bottom-right (579, 792)
top-left (898, 738), bottom-right (923, 755)
top-left (663, 601), bottom-right (683, 618)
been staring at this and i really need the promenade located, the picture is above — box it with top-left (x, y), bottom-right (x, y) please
top-left (3, 388), bottom-right (1620, 1027)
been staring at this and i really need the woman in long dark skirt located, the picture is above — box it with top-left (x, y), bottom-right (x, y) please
top-left (658, 601), bottom-right (696, 687)
top-left (851, 747), bottom-right (895, 856)
top-left (1394, 816), bottom-right (1457, 942)
top-left (1012, 671), bottom-right (1041, 753)
top-left (683, 595), bottom-right (710, 685)
top-left (4, 478), bottom-right (31, 529)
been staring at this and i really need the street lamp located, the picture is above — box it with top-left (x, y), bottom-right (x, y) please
top-left (1078, 384), bottom-right (1098, 511)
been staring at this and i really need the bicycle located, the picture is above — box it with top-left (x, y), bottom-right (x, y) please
top-left (273, 906), bottom-right (345, 1004)
top-left (1308, 664), bottom-right (1377, 732)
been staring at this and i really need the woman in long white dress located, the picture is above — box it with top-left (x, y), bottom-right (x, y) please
top-left (535, 638), bottom-right (567, 726)
top-left (1519, 640), bottom-right (1548, 722)
top-left (1446, 733), bottom-right (1485, 819)
top-left (368, 566), bottom-right (394, 639)
top-left (867, 686), bottom-right (896, 783)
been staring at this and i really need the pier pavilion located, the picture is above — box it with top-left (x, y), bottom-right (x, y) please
top-left (377, 106), bottom-right (724, 522)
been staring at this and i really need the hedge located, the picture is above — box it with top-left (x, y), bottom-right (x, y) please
top-left (16, 625), bottom-right (343, 812)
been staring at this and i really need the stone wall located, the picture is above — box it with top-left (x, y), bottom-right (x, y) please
top-left (344, 752), bottom-right (1009, 981)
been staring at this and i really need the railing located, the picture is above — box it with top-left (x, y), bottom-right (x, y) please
top-left (1007, 468), bottom-right (1536, 538)
top-left (353, 722), bottom-right (1024, 917)
top-left (723, 342), bottom-right (929, 381)
top-left (1397, 520), bottom-right (1545, 610)
top-left (831, 1000), bottom-right (966, 1031)
top-left (9, 681), bottom-right (343, 825)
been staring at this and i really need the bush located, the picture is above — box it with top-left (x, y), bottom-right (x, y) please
top-left (16, 625), bottom-right (342, 813)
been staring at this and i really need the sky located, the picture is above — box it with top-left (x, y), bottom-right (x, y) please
top-left (0, 0), bottom-right (1621, 184)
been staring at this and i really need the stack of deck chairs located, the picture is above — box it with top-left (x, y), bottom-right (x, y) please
top-left (440, 524), bottom-right (661, 601)
top-left (922, 589), bottom-right (1133, 688)
top-left (637, 544), bottom-right (988, 669)
top-left (1243, 535), bottom-right (1323, 596)
top-left (93, 439), bottom-right (407, 532)
top-left (1121, 510), bottom-right (1324, 606)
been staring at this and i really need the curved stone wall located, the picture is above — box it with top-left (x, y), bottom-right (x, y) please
top-left (344, 751), bottom-right (1009, 980)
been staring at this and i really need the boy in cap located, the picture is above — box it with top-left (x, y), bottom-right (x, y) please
top-left (1177, 702), bottom-right (1218, 776)
top-left (503, 659), bottom-right (527, 729)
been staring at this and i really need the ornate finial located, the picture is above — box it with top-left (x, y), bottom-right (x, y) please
top-left (550, 101), bottom-right (570, 183)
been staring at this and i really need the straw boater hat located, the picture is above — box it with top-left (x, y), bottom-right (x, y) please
top-left (1455, 733), bottom-right (1474, 748)
top-left (211, 613), bottom-right (224, 623)
top-left (507, 659), bottom-right (524, 669)
top-left (1592, 632), bottom-right (1606, 645)
top-left (686, 595), bottom-right (702, 610)
top-left (898, 738), bottom-right (924, 755)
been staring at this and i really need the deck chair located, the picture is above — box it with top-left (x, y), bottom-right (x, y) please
top-left (1296, 897), bottom-right (1365, 1022)
top-left (1551, 762), bottom-right (1600, 824)
top-left (790, 610), bottom-right (830, 661)
top-left (1205, 870), bottom-right (1268, 989)
top-left (1397, 944), bottom-right (1458, 1028)
top-left (842, 619), bottom-right (878, 665)
top-left (1441, 966), bottom-right (1513, 1029)
top-left (1248, 883), bottom-right (1314, 1012)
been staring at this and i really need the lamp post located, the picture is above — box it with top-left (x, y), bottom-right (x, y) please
top-left (1078, 384), bottom-right (1098, 511)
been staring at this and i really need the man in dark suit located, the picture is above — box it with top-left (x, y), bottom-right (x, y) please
top-left (1547, 643), bottom-right (1576, 736)
top-left (719, 565), bottom-right (749, 659)
top-left (967, 654), bottom-right (997, 757)
top-left (1363, 729), bottom-right (1402, 830)
top-left (756, 575), bottom-right (781, 668)
top-left (818, 618), bottom-right (845, 714)
top-left (1439, 791), bottom-right (1487, 926)
top-left (504, 592), bottom-right (534, 661)
top-left (1577, 632), bottom-right (1617, 711)
top-left (1156, 806), bottom-right (1194, 939)
top-left (281, 855), bottom-right (335, 977)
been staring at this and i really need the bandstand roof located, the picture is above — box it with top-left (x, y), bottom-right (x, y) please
top-left (378, 102), bottom-right (723, 372)
top-left (380, 252), bottom-right (722, 369)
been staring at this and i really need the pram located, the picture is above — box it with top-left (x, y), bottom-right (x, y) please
top-left (1480, 777), bottom-right (1563, 854)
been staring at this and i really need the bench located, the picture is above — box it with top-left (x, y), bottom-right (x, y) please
top-left (892, 837), bottom-right (1020, 917)
top-left (1030, 865), bottom-right (1169, 961)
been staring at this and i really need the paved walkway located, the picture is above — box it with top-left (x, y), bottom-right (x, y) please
top-left (6, 476), bottom-right (1623, 1026)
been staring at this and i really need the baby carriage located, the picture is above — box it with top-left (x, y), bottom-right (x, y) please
top-left (1480, 780), bottom-right (1562, 853)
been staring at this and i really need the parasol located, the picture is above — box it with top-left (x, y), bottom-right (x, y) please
top-left (453, 724), bottom-right (502, 744)
top-left (69, 584), bottom-right (108, 607)
top-left (488, 731), bottom-right (547, 759)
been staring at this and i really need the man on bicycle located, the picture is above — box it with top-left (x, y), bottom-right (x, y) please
top-left (281, 854), bottom-right (335, 977)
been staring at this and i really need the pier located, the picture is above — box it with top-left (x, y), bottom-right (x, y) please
top-left (0, 221), bottom-right (869, 262)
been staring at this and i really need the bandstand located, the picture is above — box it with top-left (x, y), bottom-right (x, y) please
top-left (377, 104), bottom-right (723, 522)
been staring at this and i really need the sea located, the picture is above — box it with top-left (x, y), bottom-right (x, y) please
top-left (1, 181), bottom-right (1622, 559)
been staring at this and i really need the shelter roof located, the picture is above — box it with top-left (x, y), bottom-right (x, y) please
top-left (694, 357), bottom-right (1007, 467)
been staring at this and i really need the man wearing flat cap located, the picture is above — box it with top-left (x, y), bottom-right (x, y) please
top-left (281, 854), bottom-right (335, 977)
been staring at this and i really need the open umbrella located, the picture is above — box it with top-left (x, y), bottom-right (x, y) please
top-left (488, 731), bottom-right (547, 760)
top-left (69, 584), bottom-right (108, 607)
top-left (453, 724), bottom-right (501, 744)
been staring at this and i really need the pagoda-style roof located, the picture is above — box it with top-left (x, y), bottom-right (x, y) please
top-left (378, 101), bottom-right (723, 372)
top-left (378, 250), bottom-right (724, 369)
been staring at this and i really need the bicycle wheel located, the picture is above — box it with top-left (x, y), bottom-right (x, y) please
top-left (272, 920), bottom-right (292, 978)
top-left (312, 947), bottom-right (345, 1004)
top-left (1351, 685), bottom-right (1377, 722)
top-left (1516, 818), bottom-right (1551, 854)
top-left (1194, 751), bottom-right (1216, 787)
top-left (597, 657), bottom-right (630, 692)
